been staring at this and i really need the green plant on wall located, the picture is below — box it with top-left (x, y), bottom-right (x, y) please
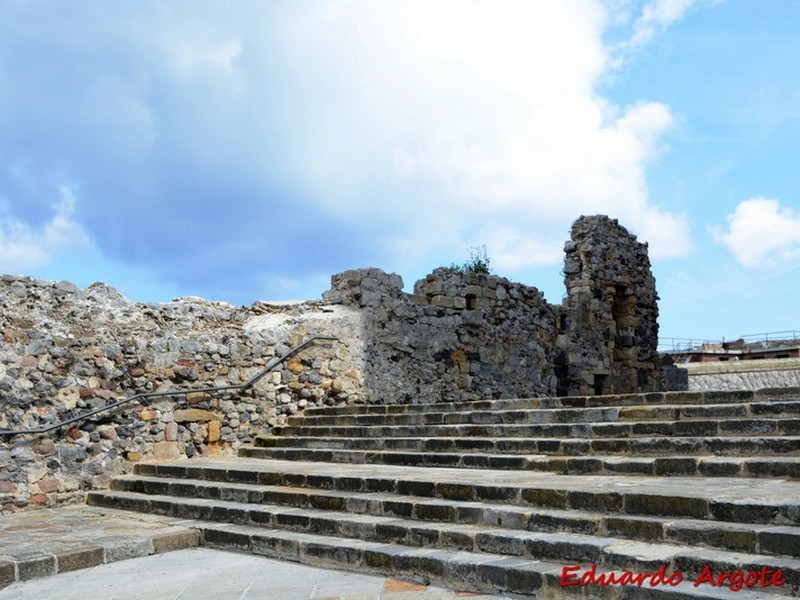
top-left (449, 245), bottom-right (492, 274)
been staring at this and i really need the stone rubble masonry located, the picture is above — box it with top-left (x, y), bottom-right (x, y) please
top-left (323, 268), bottom-right (560, 404)
top-left (561, 216), bottom-right (662, 396)
top-left (0, 215), bottom-right (661, 513)
top-left (0, 281), bottom-right (364, 514)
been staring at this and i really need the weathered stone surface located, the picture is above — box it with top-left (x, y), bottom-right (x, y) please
top-left (0, 215), bottom-right (664, 513)
top-left (560, 216), bottom-right (661, 396)
top-left (56, 546), bottom-right (105, 573)
top-left (207, 420), bottom-right (221, 443)
top-left (173, 409), bottom-right (216, 423)
top-left (16, 553), bottom-right (56, 581)
top-left (152, 442), bottom-right (182, 461)
top-left (0, 560), bottom-right (14, 587)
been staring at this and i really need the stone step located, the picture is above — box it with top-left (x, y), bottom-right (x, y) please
top-left (288, 402), bottom-right (800, 428)
top-left (131, 459), bottom-right (800, 527)
top-left (242, 445), bottom-right (800, 478)
top-left (107, 475), bottom-right (800, 559)
top-left (303, 388), bottom-right (800, 416)
top-left (271, 417), bottom-right (800, 440)
top-left (241, 436), bottom-right (800, 466)
top-left (87, 490), bottom-right (800, 597)
top-left (255, 434), bottom-right (800, 456)
top-left (198, 524), bottom-right (793, 599)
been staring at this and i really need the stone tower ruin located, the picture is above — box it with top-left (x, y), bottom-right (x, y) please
top-left (558, 215), bottom-right (661, 396)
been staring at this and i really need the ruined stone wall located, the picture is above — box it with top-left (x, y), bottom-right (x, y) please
top-left (0, 277), bottom-right (363, 513)
top-left (560, 216), bottom-right (662, 396)
top-left (0, 214), bottom-right (663, 513)
top-left (323, 268), bottom-right (560, 404)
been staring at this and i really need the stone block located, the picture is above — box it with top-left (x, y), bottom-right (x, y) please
top-left (605, 516), bottom-right (664, 542)
top-left (625, 494), bottom-right (708, 519)
top-left (568, 491), bottom-right (621, 512)
top-left (527, 533), bottom-right (604, 563)
top-left (759, 527), bottom-right (800, 557)
top-left (397, 480), bottom-right (435, 497)
top-left (709, 499), bottom-right (779, 524)
top-left (203, 528), bottom-right (253, 552)
top-left (522, 488), bottom-right (569, 509)
top-left (430, 295), bottom-right (456, 308)
top-left (16, 553), bottom-right (56, 581)
top-left (421, 281), bottom-right (445, 296)
top-left (56, 547), bottom-right (105, 573)
top-left (152, 441), bottom-right (182, 460)
top-left (503, 561), bottom-right (545, 594)
top-left (186, 392), bottom-right (212, 404)
top-left (469, 297), bottom-right (495, 310)
top-left (173, 409), bottom-right (216, 423)
top-left (207, 420), bottom-right (221, 442)
top-left (665, 522), bottom-right (756, 553)
top-left (475, 532), bottom-right (525, 556)
top-left (415, 503), bottom-right (455, 522)
top-left (286, 357), bottom-right (304, 373)
top-left (165, 421), bottom-right (178, 441)
top-left (435, 482), bottom-right (474, 501)
top-left (472, 557), bottom-right (530, 590)
top-left (37, 478), bottom-right (60, 493)
top-left (462, 285), bottom-right (483, 297)
top-left (0, 560), bottom-right (14, 587)
top-left (653, 457), bottom-right (698, 476)
top-left (382, 500), bottom-right (414, 518)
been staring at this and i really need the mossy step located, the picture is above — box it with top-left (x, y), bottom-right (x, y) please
top-left (107, 474), bottom-right (800, 558)
top-left (301, 388), bottom-right (800, 417)
top-left (87, 490), bottom-right (800, 596)
top-left (131, 459), bottom-right (800, 526)
top-left (254, 428), bottom-right (800, 455)
top-left (244, 445), bottom-right (800, 479)
top-left (199, 523), bottom-right (793, 599)
top-left (274, 415), bottom-right (800, 440)
top-left (289, 402), bottom-right (800, 428)
top-left (241, 437), bottom-right (800, 468)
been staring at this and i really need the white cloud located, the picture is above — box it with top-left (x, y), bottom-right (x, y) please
top-left (610, 0), bottom-right (722, 60)
top-left (711, 198), bottom-right (800, 268)
top-left (486, 229), bottom-right (564, 271)
top-left (263, 1), bottom-right (692, 268)
top-left (629, 0), bottom-right (697, 47)
top-left (637, 206), bottom-right (693, 259)
top-left (0, 187), bottom-right (91, 271)
top-left (0, 0), bottom-right (700, 299)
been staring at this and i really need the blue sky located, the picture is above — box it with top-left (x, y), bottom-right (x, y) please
top-left (0, 0), bottom-right (798, 345)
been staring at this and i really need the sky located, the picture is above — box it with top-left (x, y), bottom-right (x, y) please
top-left (0, 0), bottom-right (798, 347)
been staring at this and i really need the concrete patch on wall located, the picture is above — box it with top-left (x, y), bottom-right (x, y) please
top-left (681, 359), bottom-right (800, 391)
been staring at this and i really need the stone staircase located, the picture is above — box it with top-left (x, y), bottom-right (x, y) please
top-left (89, 388), bottom-right (800, 598)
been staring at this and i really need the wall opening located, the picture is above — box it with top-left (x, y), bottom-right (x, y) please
top-left (593, 374), bottom-right (607, 396)
top-left (612, 286), bottom-right (636, 349)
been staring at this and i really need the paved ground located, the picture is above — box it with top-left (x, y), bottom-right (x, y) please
top-left (0, 506), bottom-right (509, 599)
top-left (0, 547), bottom-right (508, 600)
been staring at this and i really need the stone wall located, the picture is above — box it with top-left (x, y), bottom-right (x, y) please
top-left (0, 277), bottom-right (363, 512)
top-left (1, 214), bottom-right (663, 513)
top-left (679, 359), bottom-right (800, 392)
top-left (560, 216), bottom-right (662, 396)
top-left (323, 268), bottom-right (560, 403)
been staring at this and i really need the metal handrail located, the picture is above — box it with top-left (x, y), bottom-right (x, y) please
top-left (659, 330), bottom-right (800, 354)
top-left (0, 335), bottom-right (338, 437)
